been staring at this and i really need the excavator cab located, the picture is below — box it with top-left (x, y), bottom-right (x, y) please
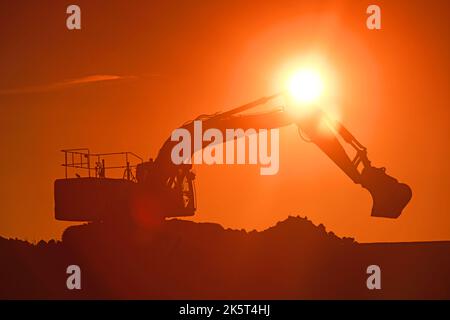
top-left (135, 160), bottom-right (197, 218)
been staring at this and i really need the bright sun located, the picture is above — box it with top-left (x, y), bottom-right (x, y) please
top-left (287, 69), bottom-right (324, 104)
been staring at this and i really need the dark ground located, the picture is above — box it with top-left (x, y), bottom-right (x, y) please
top-left (1, 216), bottom-right (449, 299)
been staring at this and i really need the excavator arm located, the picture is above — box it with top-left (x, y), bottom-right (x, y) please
top-left (295, 107), bottom-right (412, 218)
top-left (149, 94), bottom-right (412, 219)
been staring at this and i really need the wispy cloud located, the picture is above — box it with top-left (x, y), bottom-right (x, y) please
top-left (0, 74), bottom-right (135, 95)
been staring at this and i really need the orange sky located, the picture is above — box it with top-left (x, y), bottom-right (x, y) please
top-left (0, 0), bottom-right (449, 242)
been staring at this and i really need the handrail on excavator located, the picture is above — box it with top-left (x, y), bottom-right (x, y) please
top-left (61, 148), bottom-right (143, 179)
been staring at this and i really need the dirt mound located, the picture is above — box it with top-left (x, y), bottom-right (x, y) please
top-left (0, 216), bottom-right (449, 299)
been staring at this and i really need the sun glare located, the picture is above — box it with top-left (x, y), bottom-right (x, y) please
top-left (276, 56), bottom-right (340, 121)
top-left (287, 69), bottom-right (324, 104)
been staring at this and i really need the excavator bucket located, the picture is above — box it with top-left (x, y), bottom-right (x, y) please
top-left (360, 166), bottom-right (412, 219)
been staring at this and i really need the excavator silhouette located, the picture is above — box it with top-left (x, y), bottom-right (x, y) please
top-left (54, 93), bottom-right (412, 230)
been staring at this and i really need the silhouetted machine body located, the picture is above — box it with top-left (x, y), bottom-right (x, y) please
top-left (55, 150), bottom-right (197, 223)
top-left (54, 94), bottom-right (412, 224)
